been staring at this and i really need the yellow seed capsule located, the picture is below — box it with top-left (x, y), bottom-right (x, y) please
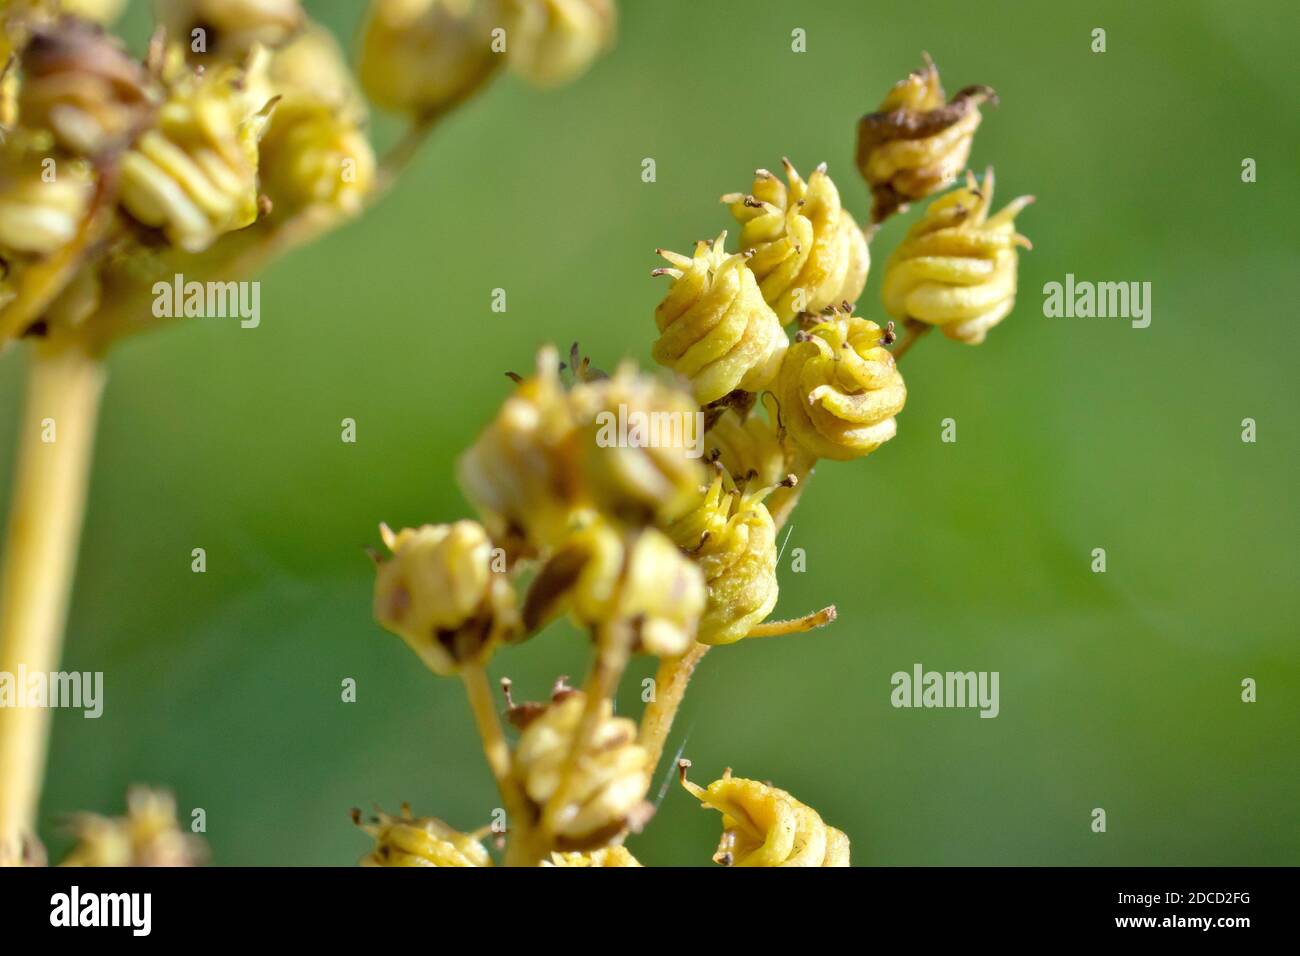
top-left (0, 138), bottom-right (93, 258)
top-left (258, 24), bottom-right (376, 217)
top-left (358, 0), bottom-right (499, 117)
top-left (513, 690), bottom-right (651, 847)
top-left (543, 846), bottom-right (640, 866)
top-left (704, 404), bottom-right (788, 489)
top-left (776, 305), bottom-right (906, 461)
top-left (723, 159), bottom-right (869, 323)
top-left (156, 0), bottom-right (305, 60)
top-left (651, 233), bottom-right (788, 405)
top-left (667, 470), bottom-right (778, 646)
top-left (856, 55), bottom-right (996, 223)
top-left (882, 169), bottom-right (1033, 344)
top-left (680, 765), bottom-right (849, 867)
top-left (61, 787), bottom-right (208, 867)
top-left (118, 49), bottom-right (272, 252)
top-left (373, 519), bottom-right (518, 676)
top-left (571, 359), bottom-right (709, 525)
top-left (491, 0), bottom-right (615, 88)
top-left (458, 347), bottom-right (588, 555)
top-left (353, 805), bottom-right (492, 867)
top-left (17, 18), bottom-right (159, 157)
top-left (524, 519), bottom-right (704, 657)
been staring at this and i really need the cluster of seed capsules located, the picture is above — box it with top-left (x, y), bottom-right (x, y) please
top-left (0, 0), bottom-right (614, 351)
top-left (366, 53), bottom-right (1034, 865)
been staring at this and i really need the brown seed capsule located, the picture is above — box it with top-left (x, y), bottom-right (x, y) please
top-left (856, 54), bottom-right (996, 223)
top-left (18, 18), bottom-right (158, 156)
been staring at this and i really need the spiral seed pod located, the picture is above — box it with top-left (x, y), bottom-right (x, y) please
top-left (775, 304), bottom-right (906, 461)
top-left (856, 55), bottom-right (996, 223)
top-left (723, 160), bottom-right (869, 323)
top-left (156, 0), bottom-right (305, 60)
top-left (61, 787), bottom-right (208, 867)
top-left (373, 519), bottom-right (519, 676)
top-left (458, 347), bottom-right (588, 555)
top-left (524, 519), bottom-right (704, 657)
top-left (704, 405), bottom-right (788, 489)
top-left (359, 0), bottom-right (499, 117)
top-left (513, 690), bottom-right (652, 847)
top-left (543, 846), bottom-right (640, 866)
top-left (651, 234), bottom-right (788, 405)
top-left (680, 765), bottom-right (849, 867)
top-left (490, 0), bottom-right (615, 88)
top-left (571, 359), bottom-right (709, 526)
top-left (0, 138), bottom-right (93, 257)
top-left (882, 169), bottom-right (1033, 344)
top-left (258, 24), bottom-right (375, 217)
top-left (667, 469), bottom-right (778, 646)
top-left (353, 805), bottom-right (492, 867)
top-left (17, 18), bottom-right (158, 157)
top-left (118, 50), bottom-right (272, 252)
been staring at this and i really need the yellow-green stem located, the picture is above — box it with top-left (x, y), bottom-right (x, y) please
top-left (0, 340), bottom-right (106, 865)
top-left (639, 641), bottom-right (710, 779)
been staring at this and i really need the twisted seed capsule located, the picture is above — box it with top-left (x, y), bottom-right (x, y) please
top-left (373, 519), bottom-right (519, 676)
top-left (258, 23), bottom-right (376, 217)
top-left (667, 470), bottom-right (778, 646)
top-left (0, 138), bottom-right (93, 258)
top-left (775, 304), bottom-right (906, 461)
top-left (353, 805), bottom-right (492, 867)
top-left (571, 358), bottom-right (709, 526)
top-left (513, 689), bottom-right (651, 848)
top-left (61, 787), bottom-right (208, 867)
top-left (156, 0), bottom-right (305, 60)
top-left (17, 18), bottom-right (158, 157)
top-left (723, 159), bottom-right (869, 323)
top-left (680, 765), bottom-right (849, 867)
top-left (523, 519), bottom-right (704, 657)
top-left (704, 404), bottom-right (788, 489)
top-left (856, 54), bottom-right (996, 223)
top-left (651, 233), bottom-right (787, 405)
top-left (543, 846), bottom-right (640, 866)
top-left (118, 48), bottom-right (272, 252)
top-left (458, 347), bottom-right (587, 555)
top-left (882, 169), bottom-right (1033, 344)
top-left (359, 0), bottom-right (498, 117)
top-left (489, 0), bottom-right (615, 88)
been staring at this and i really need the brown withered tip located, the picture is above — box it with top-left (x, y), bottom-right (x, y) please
top-left (349, 807), bottom-right (363, 825)
top-left (504, 370), bottom-right (523, 383)
top-left (881, 321), bottom-right (897, 346)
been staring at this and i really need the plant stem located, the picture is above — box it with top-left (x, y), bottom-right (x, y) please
top-left (890, 317), bottom-right (932, 361)
top-left (459, 663), bottom-right (532, 862)
top-left (639, 641), bottom-right (710, 778)
top-left (0, 339), bottom-right (106, 866)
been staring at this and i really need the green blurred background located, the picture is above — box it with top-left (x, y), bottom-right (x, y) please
top-left (1, 0), bottom-right (1296, 865)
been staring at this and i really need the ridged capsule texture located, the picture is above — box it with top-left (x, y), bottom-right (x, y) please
top-left (652, 234), bottom-right (788, 405)
top-left (156, 0), bottom-right (305, 61)
top-left (17, 18), bottom-right (159, 157)
top-left (681, 768), bottom-right (849, 867)
top-left (118, 48), bottom-right (272, 252)
top-left (571, 360), bottom-right (709, 527)
top-left (61, 787), bottom-right (208, 867)
top-left (458, 347), bottom-right (588, 555)
top-left (258, 23), bottom-right (376, 217)
top-left (667, 470), bottom-right (778, 646)
top-left (543, 846), bottom-right (640, 866)
top-left (856, 55), bottom-right (995, 223)
top-left (355, 805), bottom-right (492, 867)
top-left (373, 520), bottom-right (519, 676)
top-left (0, 138), bottom-right (93, 258)
top-left (523, 520), bottom-right (704, 657)
top-left (513, 690), bottom-right (651, 847)
top-left (704, 405), bottom-right (789, 490)
top-left (882, 169), bottom-right (1033, 344)
top-left (723, 160), bottom-right (869, 323)
top-left (358, 0), bottom-right (498, 117)
top-left (775, 306), bottom-right (906, 461)
top-left (489, 0), bottom-right (615, 88)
